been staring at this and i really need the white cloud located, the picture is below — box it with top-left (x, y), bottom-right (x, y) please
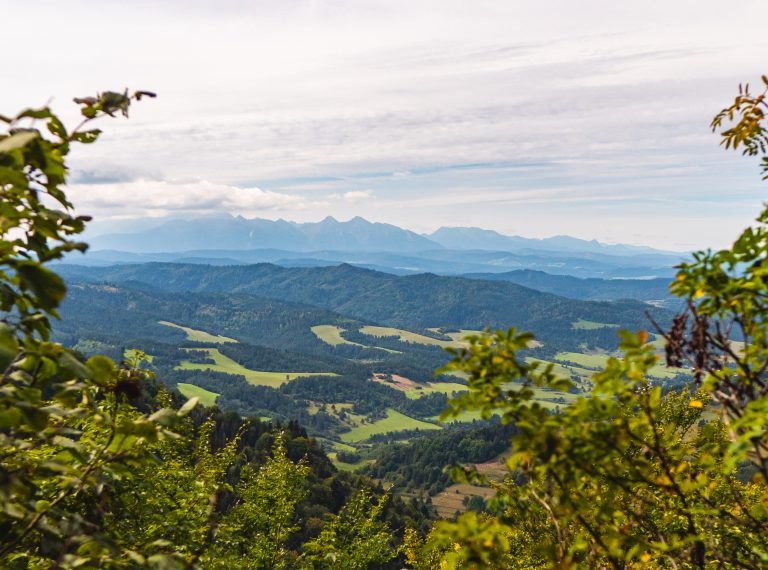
top-left (342, 190), bottom-right (374, 202)
top-left (4, 0), bottom-right (768, 249)
top-left (67, 178), bottom-right (309, 218)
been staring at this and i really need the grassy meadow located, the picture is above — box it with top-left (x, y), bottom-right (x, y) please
top-left (311, 325), bottom-right (366, 347)
top-left (359, 326), bottom-right (482, 349)
top-left (176, 347), bottom-right (336, 388)
top-left (177, 383), bottom-right (219, 407)
top-left (159, 321), bottom-right (237, 344)
top-left (340, 408), bottom-right (441, 443)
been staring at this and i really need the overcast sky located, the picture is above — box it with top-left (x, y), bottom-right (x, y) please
top-left (5, 0), bottom-right (768, 250)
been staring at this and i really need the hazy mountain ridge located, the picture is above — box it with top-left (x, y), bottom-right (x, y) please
top-left (75, 216), bottom-right (685, 279)
top-left (90, 215), bottom-right (439, 253)
top-left (463, 269), bottom-right (676, 306)
top-left (88, 214), bottom-right (680, 258)
top-left (427, 226), bottom-right (668, 255)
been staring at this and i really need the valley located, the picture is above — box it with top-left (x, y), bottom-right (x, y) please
top-left (55, 261), bottom-right (687, 486)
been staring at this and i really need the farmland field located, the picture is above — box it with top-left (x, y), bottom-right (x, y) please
top-left (360, 326), bottom-right (452, 347)
top-left (176, 347), bottom-right (336, 388)
top-left (311, 325), bottom-right (366, 347)
top-left (340, 408), bottom-right (441, 442)
top-left (177, 383), bottom-right (219, 406)
top-left (554, 351), bottom-right (679, 380)
top-left (527, 357), bottom-right (594, 381)
top-left (571, 318), bottom-right (618, 330)
top-left (405, 382), bottom-right (469, 399)
top-left (444, 329), bottom-right (484, 344)
top-left (555, 351), bottom-right (610, 369)
top-left (159, 321), bottom-right (237, 344)
top-left (312, 324), bottom-right (401, 353)
top-left (432, 484), bottom-right (496, 518)
top-left (359, 326), bottom-right (483, 349)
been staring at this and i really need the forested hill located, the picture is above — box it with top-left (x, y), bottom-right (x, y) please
top-left (57, 262), bottom-right (671, 346)
top-left (56, 282), bottom-right (368, 353)
top-left (462, 269), bottom-right (675, 306)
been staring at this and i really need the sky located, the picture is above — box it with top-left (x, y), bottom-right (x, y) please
top-left (4, 0), bottom-right (768, 250)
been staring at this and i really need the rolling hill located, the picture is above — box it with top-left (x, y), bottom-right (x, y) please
top-left (57, 262), bottom-right (672, 351)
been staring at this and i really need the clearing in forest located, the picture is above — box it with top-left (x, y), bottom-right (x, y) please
top-left (311, 324), bottom-right (400, 353)
top-left (404, 382), bottom-right (469, 399)
top-left (571, 319), bottom-right (618, 330)
top-left (159, 321), bottom-right (237, 344)
top-left (176, 347), bottom-right (336, 388)
top-left (311, 325), bottom-right (367, 347)
top-left (555, 351), bottom-right (679, 380)
top-left (360, 326), bottom-right (483, 348)
top-left (340, 408), bottom-right (441, 442)
top-left (370, 374), bottom-right (468, 399)
top-left (177, 383), bottom-right (219, 407)
top-left (432, 484), bottom-right (496, 519)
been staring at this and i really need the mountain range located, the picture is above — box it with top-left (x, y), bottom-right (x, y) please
top-left (87, 214), bottom-right (676, 255)
top-left (76, 215), bottom-right (686, 279)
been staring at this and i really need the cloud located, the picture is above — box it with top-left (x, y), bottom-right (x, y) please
top-left (342, 190), bottom-right (374, 202)
top-left (66, 178), bottom-right (311, 218)
top-left (5, 0), bottom-right (768, 249)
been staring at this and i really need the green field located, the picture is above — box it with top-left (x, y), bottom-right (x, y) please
top-left (555, 351), bottom-right (680, 380)
top-left (311, 325), bottom-right (366, 347)
top-left (360, 326), bottom-right (482, 349)
top-left (444, 329), bottom-right (484, 344)
top-left (176, 347), bottom-right (336, 388)
top-left (435, 409), bottom-right (497, 423)
top-left (341, 408), bottom-right (441, 442)
top-left (176, 383), bottom-right (219, 407)
top-left (405, 382), bottom-right (469, 400)
top-left (159, 321), bottom-right (237, 343)
top-left (312, 324), bottom-right (401, 353)
top-left (360, 326), bottom-right (452, 347)
top-left (437, 385), bottom-right (574, 420)
top-left (571, 319), bottom-right (618, 330)
top-left (555, 351), bottom-right (610, 369)
top-left (527, 357), bottom-right (594, 381)
top-left (327, 452), bottom-right (368, 471)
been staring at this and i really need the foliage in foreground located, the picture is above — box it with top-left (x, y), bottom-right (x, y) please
top-left (403, 77), bottom-right (768, 569)
top-left (0, 94), bottom-right (399, 568)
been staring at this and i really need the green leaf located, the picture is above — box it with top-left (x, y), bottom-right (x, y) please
top-left (0, 407), bottom-right (22, 428)
top-left (57, 350), bottom-right (90, 380)
top-left (16, 263), bottom-right (66, 310)
top-left (0, 322), bottom-right (19, 370)
top-left (86, 355), bottom-right (116, 386)
top-left (178, 397), bottom-right (199, 416)
top-left (0, 130), bottom-right (38, 153)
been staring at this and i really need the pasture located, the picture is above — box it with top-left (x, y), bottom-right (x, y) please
top-left (159, 321), bottom-right (237, 344)
top-left (311, 325), bottom-right (366, 347)
top-left (555, 351), bottom-right (681, 380)
top-left (571, 319), bottom-right (618, 330)
top-left (404, 382), bottom-right (469, 399)
top-left (431, 484), bottom-right (496, 519)
top-left (176, 383), bottom-right (219, 407)
top-left (176, 347), bottom-right (336, 388)
top-left (359, 326), bottom-right (483, 349)
top-left (340, 408), bottom-right (441, 443)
